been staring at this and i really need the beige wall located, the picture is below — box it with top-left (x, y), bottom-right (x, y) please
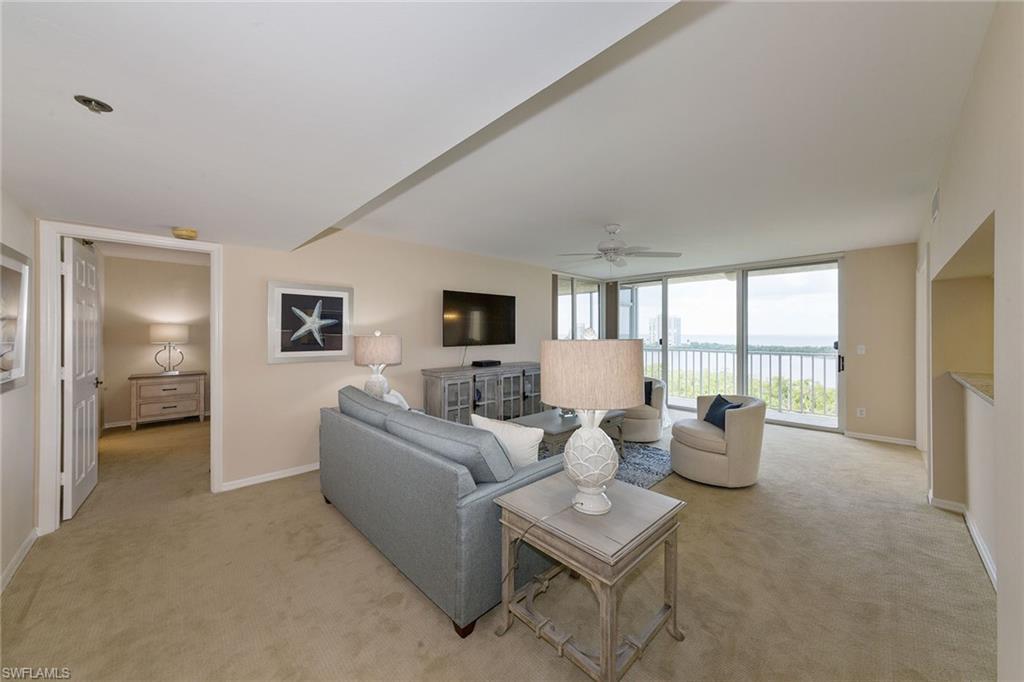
top-left (221, 230), bottom-right (551, 483)
top-left (841, 244), bottom-right (917, 441)
top-left (929, 276), bottom-right (994, 505)
top-left (101, 257), bottom-right (210, 426)
top-left (931, 276), bottom-right (994, 376)
top-left (917, 3), bottom-right (1023, 676)
top-left (1, 192), bottom-right (37, 586)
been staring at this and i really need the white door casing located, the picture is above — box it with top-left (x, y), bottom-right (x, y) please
top-left (62, 237), bottom-right (100, 519)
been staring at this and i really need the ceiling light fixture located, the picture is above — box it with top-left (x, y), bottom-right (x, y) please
top-left (73, 95), bottom-right (113, 114)
top-left (171, 227), bottom-right (198, 240)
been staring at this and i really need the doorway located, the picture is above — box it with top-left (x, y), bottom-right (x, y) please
top-left (37, 221), bottom-right (223, 535)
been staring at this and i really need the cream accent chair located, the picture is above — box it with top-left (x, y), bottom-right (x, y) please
top-left (671, 395), bottom-right (766, 487)
top-left (619, 377), bottom-right (666, 443)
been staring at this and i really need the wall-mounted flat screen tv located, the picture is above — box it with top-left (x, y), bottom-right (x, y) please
top-left (442, 290), bottom-right (516, 347)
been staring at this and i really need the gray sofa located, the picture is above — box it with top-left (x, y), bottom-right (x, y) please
top-left (320, 386), bottom-right (563, 637)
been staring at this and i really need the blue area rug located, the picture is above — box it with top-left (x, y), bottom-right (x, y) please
top-left (538, 441), bottom-right (672, 489)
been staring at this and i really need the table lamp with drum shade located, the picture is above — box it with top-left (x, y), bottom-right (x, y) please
top-left (150, 323), bottom-right (189, 374)
top-left (354, 331), bottom-right (402, 399)
top-left (540, 338), bottom-right (643, 515)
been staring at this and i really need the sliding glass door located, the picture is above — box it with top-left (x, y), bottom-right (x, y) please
top-left (616, 259), bottom-right (841, 431)
top-left (618, 280), bottom-right (663, 380)
top-left (664, 273), bottom-right (738, 408)
top-left (746, 263), bottom-right (839, 428)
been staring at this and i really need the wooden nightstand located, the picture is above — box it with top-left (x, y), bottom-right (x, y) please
top-left (128, 370), bottom-right (207, 431)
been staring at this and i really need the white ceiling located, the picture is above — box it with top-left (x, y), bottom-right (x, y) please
top-left (342, 2), bottom-right (995, 278)
top-left (2, 1), bottom-right (671, 249)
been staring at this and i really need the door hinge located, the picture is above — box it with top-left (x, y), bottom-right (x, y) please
top-left (61, 471), bottom-right (69, 488)
top-left (61, 366), bottom-right (70, 382)
top-left (60, 261), bottom-right (70, 276)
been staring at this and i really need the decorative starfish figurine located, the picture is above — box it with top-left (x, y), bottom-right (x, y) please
top-left (290, 300), bottom-right (339, 347)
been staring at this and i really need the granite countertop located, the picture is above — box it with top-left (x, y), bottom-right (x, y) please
top-left (950, 372), bottom-right (994, 405)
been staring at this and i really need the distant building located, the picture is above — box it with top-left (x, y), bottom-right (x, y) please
top-left (646, 315), bottom-right (683, 346)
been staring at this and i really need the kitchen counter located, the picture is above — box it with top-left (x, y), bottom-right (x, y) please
top-left (950, 372), bottom-right (994, 405)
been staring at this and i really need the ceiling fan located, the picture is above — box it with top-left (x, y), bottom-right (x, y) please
top-left (558, 225), bottom-right (682, 267)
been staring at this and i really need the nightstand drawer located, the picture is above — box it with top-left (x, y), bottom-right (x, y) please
top-left (139, 399), bottom-right (199, 419)
top-left (139, 381), bottom-right (199, 399)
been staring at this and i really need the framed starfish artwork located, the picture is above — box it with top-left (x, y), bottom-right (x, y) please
top-left (266, 280), bottom-right (353, 364)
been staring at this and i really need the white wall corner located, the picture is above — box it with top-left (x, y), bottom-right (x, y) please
top-left (1, 529), bottom-right (38, 592)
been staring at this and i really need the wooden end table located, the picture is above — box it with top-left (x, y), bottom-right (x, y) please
top-left (495, 474), bottom-right (685, 682)
top-left (511, 408), bottom-right (626, 456)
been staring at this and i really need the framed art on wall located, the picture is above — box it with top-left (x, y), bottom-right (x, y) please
top-left (267, 280), bottom-right (353, 364)
top-left (1, 243), bottom-right (30, 391)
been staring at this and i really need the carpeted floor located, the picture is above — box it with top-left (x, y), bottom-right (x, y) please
top-left (1, 418), bottom-right (995, 680)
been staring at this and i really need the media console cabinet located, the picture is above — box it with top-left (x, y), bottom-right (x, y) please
top-left (422, 362), bottom-right (542, 424)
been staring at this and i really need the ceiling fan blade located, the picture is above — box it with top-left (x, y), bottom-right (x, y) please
top-left (556, 252), bottom-right (600, 257)
top-left (630, 251), bottom-right (682, 258)
top-left (620, 245), bottom-right (650, 254)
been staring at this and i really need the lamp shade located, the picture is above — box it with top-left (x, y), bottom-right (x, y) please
top-left (149, 323), bottom-right (189, 345)
top-left (540, 339), bottom-right (643, 410)
top-left (354, 333), bottom-right (402, 366)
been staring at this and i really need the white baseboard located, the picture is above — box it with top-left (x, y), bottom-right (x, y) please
top-left (928, 490), bottom-right (967, 514)
top-left (103, 412), bottom-right (211, 430)
top-left (965, 513), bottom-right (997, 591)
top-left (220, 462), bottom-right (319, 492)
top-left (2, 529), bottom-right (37, 592)
top-left (845, 431), bottom-right (917, 447)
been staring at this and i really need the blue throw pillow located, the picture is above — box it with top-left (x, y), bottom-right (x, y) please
top-left (704, 394), bottom-right (741, 431)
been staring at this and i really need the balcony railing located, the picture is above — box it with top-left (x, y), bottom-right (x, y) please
top-left (642, 346), bottom-right (838, 417)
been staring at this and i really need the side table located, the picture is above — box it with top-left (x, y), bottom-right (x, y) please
top-left (495, 474), bottom-right (686, 681)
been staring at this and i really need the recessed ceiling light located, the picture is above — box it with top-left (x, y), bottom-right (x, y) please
top-left (73, 95), bottom-right (113, 114)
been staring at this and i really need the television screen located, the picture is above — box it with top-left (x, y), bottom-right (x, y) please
top-left (442, 290), bottom-right (516, 347)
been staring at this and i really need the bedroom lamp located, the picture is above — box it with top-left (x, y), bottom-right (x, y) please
top-left (149, 323), bottom-right (189, 374)
top-left (541, 338), bottom-right (643, 515)
top-left (354, 331), bottom-right (402, 399)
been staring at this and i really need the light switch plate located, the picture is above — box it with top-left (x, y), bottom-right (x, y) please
top-left (856, 407), bottom-right (866, 418)
top-left (856, 345), bottom-right (866, 355)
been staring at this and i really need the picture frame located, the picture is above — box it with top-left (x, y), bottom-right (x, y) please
top-left (267, 280), bottom-right (353, 364)
top-left (1, 243), bottom-right (30, 391)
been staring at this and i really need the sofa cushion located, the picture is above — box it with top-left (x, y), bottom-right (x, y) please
top-left (471, 414), bottom-right (542, 470)
top-left (385, 410), bottom-right (514, 483)
top-left (338, 385), bottom-right (404, 429)
top-left (672, 418), bottom-right (728, 454)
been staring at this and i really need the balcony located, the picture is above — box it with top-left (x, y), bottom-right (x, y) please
top-left (642, 345), bottom-right (839, 428)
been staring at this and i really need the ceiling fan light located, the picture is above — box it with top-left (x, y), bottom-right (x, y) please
top-left (597, 238), bottom-right (626, 252)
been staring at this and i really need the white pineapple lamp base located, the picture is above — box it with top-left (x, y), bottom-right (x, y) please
top-left (563, 409), bottom-right (618, 515)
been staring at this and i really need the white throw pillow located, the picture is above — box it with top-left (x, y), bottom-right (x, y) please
top-left (470, 414), bottom-right (543, 470)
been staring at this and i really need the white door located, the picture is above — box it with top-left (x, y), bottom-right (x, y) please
top-left (62, 237), bottom-right (100, 519)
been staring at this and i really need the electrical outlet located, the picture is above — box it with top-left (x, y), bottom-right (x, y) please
top-left (856, 407), bottom-right (866, 418)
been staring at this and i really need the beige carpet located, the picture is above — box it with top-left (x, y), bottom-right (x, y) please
top-left (2, 419), bottom-right (994, 680)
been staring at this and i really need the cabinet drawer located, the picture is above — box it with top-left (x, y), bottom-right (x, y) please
top-left (139, 381), bottom-right (199, 399)
top-left (139, 399), bottom-right (198, 419)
